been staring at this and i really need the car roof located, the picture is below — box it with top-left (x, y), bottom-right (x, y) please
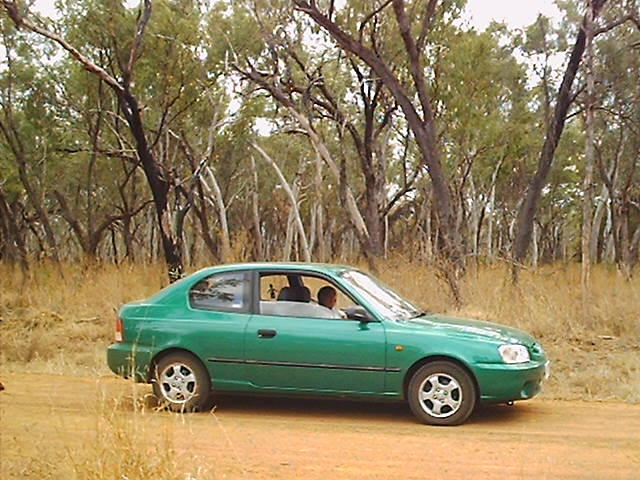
top-left (194, 262), bottom-right (354, 276)
top-left (147, 262), bottom-right (361, 304)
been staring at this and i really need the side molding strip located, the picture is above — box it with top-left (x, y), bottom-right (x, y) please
top-left (207, 357), bottom-right (401, 373)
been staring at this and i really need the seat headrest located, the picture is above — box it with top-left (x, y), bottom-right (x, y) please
top-left (277, 286), bottom-right (293, 301)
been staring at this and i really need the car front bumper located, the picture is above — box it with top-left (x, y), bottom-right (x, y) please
top-left (473, 359), bottom-right (549, 404)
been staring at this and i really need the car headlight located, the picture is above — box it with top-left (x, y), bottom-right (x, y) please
top-left (498, 344), bottom-right (530, 364)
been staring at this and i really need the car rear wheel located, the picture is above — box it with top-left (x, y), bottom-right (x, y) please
top-left (152, 352), bottom-right (211, 412)
top-left (407, 361), bottom-right (477, 426)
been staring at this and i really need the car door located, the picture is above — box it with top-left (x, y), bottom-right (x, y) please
top-left (244, 272), bottom-right (387, 395)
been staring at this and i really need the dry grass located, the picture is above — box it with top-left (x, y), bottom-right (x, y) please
top-left (379, 258), bottom-right (640, 339)
top-left (0, 259), bottom-right (638, 403)
top-left (0, 262), bottom-right (165, 375)
top-left (0, 374), bottom-right (214, 480)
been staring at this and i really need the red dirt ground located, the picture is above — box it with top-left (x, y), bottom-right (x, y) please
top-left (1, 373), bottom-right (638, 479)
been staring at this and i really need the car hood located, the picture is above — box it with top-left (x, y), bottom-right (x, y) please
top-left (403, 314), bottom-right (536, 346)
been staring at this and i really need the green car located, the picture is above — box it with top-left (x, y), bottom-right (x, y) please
top-left (107, 262), bottom-right (549, 425)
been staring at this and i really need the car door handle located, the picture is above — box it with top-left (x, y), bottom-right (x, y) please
top-left (257, 329), bottom-right (277, 339)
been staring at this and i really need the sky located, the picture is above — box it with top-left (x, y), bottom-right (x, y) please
top-left (463, 0), bottom-right (561, 31)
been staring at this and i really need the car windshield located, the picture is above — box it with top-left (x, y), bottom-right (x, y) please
top-left (339, 270), bottom-right (422, 320)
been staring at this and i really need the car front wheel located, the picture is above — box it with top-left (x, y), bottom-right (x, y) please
top-left (407, 361), bottom-right (477, 426)
top-left (152, 352), bottom-right (211, 412)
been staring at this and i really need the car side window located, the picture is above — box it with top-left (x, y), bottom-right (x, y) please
top-left (259, 273), bottom-right (355, 319)
top-left (189, 272), bottom-right (249, 312)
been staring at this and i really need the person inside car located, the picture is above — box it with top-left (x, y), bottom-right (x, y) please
top-left (317, 286), bottom-right (346, 318)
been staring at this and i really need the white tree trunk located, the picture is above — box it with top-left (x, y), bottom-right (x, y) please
top-left (581, 1), bottom-right (596, 292)
top-left (484, 158), bottom-right (504, 261)
top-left (532, 222), bottom-right (539, 269)
top-left (468, 174), bottom-right (480, 257)
top-left (283, 205), bottom-right (296, 261)
top-left (249, 156), bottom-right (263, 259)
top-left (314, 152), bottom-right (327, 262)
top-left (486, 183), bottom-right (496, 260)
top-left (285, 107), bottom-right (370, 242)
top-left (252, 142), bottom-right (311, 262)
top-left (589, 185), bottom-right (609, 261)
top-left (203, 166), bottom-right (231, 262)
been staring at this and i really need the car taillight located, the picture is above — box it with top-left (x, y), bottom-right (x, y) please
top-left (115, 316), bottom-right (124, 343)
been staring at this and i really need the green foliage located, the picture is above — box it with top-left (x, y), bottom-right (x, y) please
top-left (1, 0), bottom-right (639, 269)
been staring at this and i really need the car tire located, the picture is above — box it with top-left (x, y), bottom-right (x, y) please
top-left (152, 352), bottom-right (211, 412)
top-left (407, 361), bottom-right (477, 426)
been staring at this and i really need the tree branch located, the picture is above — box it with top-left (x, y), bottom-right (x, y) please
top-left (595, 12), bottom-right (640, 36)
top-left (124, 0), bottom-right (152, 89)
top-left (417, 0), bottom-right (438, 51)
top-left (358, 0), bottom-right (393, 43)
top-left (1, 1), bottom-right (124, 95)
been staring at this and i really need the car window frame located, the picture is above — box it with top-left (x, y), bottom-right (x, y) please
top-left (187, 270), bottom-right (252, 314)
top-left (251, 269), bottom-right (379, 322)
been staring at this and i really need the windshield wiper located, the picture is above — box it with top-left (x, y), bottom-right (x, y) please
top-left (411, 311), bottom-right (429, 319)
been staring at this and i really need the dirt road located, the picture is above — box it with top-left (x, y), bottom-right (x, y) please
top-left (1, 373), bottom-right (638, 479)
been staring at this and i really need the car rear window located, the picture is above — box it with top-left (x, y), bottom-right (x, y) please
top-left (189, 271), bottom-right (249, 312)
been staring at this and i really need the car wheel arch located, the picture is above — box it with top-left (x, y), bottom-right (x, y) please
top-left (147, 347), bottom-right (206, 382)
top-left (402, 355), bottom-right (479, 402)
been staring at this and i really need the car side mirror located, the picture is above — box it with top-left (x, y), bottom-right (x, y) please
top-left (344, 306), bottom-right (374, 323)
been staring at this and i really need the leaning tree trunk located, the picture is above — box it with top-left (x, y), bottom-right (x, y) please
top-left (203, 166), bottom-right (231, 262)
top-left (294, 0), bottom-right (462, 264)
top-left (237, 66), bottom-right (372, 254)
top-left (121, 91), bottom-right (183, 281)
top-left (512, 0), bottom-right (608, 282)
top-left (293, 0), bottom-right (464, 304)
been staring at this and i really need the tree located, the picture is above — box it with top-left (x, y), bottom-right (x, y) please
top-left (0, 22), bottom-right (61, 262)
top-left (2, 0), bottom-right (184, 281)
top-left (292, 1), bottom-right (463, 271)
top-left (511, 0), bottom-right (608, 280)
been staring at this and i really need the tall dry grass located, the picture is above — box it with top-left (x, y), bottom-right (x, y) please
top-left (0, 374), bottom-right (214, 480)
top-left (378, 259), bottom-right (640, 340)
top-left (0, 259), bottom-right (638, 402)
top-left (0, 262), bottom-right (165, 374)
